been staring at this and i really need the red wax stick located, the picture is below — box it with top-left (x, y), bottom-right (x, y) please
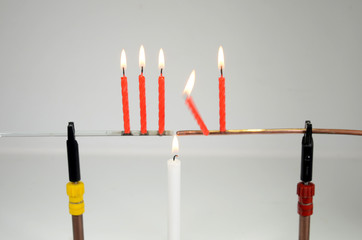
top-left (121, 75), bottom-right (130, 134)
top-left (158, 74), bottom-right (165, 135)
top-left (185, 97), bottom-right (209, 136)
top-left (219, 74), bottom-right (226, 132)
top-left (139, 73), bottom-right (147, 134)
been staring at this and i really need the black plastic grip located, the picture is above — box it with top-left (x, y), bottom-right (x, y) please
top-left (67, 122), bottom-right (81, 182)
top-left (300, 121), bottom-right (313, 182)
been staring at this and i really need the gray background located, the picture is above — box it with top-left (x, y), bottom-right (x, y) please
top-left (0, 0), bottom-right (361, 239)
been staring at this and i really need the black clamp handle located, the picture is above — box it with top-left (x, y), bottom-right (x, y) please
top-left (300, 120), bottom-right (313, 183)
top-left (67, 122), bottom-right (81, 182)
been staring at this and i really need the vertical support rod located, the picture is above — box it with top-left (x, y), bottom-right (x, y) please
top-left (72, 215), bottom-right (84, 240)
top-left (298, 121), bottom-right (314, 240)
top-left (67, 122), bottom-right (85, 240)
top-left (299, 216), bottom-right (310, 240)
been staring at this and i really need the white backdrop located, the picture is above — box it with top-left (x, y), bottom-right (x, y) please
top-left (0, 0), bottom-right (361, 239)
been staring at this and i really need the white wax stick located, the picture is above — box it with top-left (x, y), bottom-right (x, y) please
top-left (168, 158), bottom-right (181, 240)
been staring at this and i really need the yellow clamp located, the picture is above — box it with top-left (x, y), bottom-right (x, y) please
top-left (66, 181), bottom-right (85, 216)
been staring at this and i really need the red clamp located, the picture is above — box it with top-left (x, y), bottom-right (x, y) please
top-left (297, 182), bottom-right (315, 216)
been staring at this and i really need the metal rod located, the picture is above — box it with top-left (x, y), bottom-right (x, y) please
top-left (2, 128), bottom-right (362, 138)
top-left (0, 130), bottom-right (174, 138)
top-left (176, 128), bottom-right (362, 136)
top-left (299, 216), bottom-right (310, 240)
top-left (72, 215), bottom-right (84, 240)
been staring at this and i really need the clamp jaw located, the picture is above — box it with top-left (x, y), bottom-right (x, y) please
top-left (297, 120), bottom-right (315, 217)
top-left (300, 121), bottom-right (313, 183)
top-left (66, 122), bottom-right (85, 216)
top-left (67, 122), bottom-right (81, 182)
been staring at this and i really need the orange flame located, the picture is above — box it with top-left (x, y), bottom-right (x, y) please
top-left (183, 70), bottom-right (195, 96)
top-left (172, 135), bottom-right (179, 154)
top-left (158, 48), bottom-right (165, 70)
top-left (120, 49), bottom-right (127, 70)
top-left (139, 45), bottom-right (145, 68)
top-left (218, 46), bottom-right (224, 70)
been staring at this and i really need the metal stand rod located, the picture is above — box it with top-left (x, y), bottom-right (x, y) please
top-left (72, 215), bottom-right (84, 240)
top-left (299, 216), bottom-right (310, 240)
top-left (0, 130), bottom-right (174, 137)
top-left (176, 128), bottom-right (362, 136)
top-left (2, 128), bottom-right (362, 137)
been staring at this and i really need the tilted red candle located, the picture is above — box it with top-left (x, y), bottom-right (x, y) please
top-left (158, 49), bottom-right (165, 135)
top-left (120, 49), bottom-right (130, 134)
top-left (183, 70), bottom-right (209, 136)
top-left (139, 45), bottom-right (147, 134)
top-left (218, 46), bottom-right (226, 132)
top-left (185, 97), bottom-right (209, 135)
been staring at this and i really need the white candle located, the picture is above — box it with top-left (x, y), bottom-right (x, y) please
top-left (168, 135), bottom-right (180, 240)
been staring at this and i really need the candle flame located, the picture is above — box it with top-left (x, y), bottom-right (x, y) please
top-left (183, 70), bottom-right (195, 96)
top-left (139, 45), bottom-right (145, 69)
top-left (158, 48), bottom-right (165, 70)
top-left (218, 46), bottom-right (224, 70)
top-left (120, 49), bottom-right (127, 70)
top-left (172, 135), bottom-right (179, 154)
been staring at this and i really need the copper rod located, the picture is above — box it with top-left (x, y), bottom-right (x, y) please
top-left (72, 215), bottom-right (84, 240)
top-left (176, 128), bottom-right (362, 136)
top-left (2, 128), bottom-right (362, 137)
top-left (299, 216), bottom-right (310, 240)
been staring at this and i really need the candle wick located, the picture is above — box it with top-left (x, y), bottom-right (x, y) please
top-left (141, 66), bottom-right (144, 74)
top-left (123, 68), bottom-right (125, 76)
top-left (160, 68), bottom-right (163, 75)
top-left (220, 67), bottom-right (223, 76)
top-left (173, 155), bottom-right (178, 161)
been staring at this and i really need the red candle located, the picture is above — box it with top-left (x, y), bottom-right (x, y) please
top-left (158, 49), bottom-right (165, 135)
top-left (120, 49), bottom-right (130, 134)
top-left (218, 46), bottom-right (226, 132)
top-left (139, 45), bottom-right (147, 134)
top-left (185, 97), bottom-right (209, 135)
top-left (183, 70), bottom-right (209, 136)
